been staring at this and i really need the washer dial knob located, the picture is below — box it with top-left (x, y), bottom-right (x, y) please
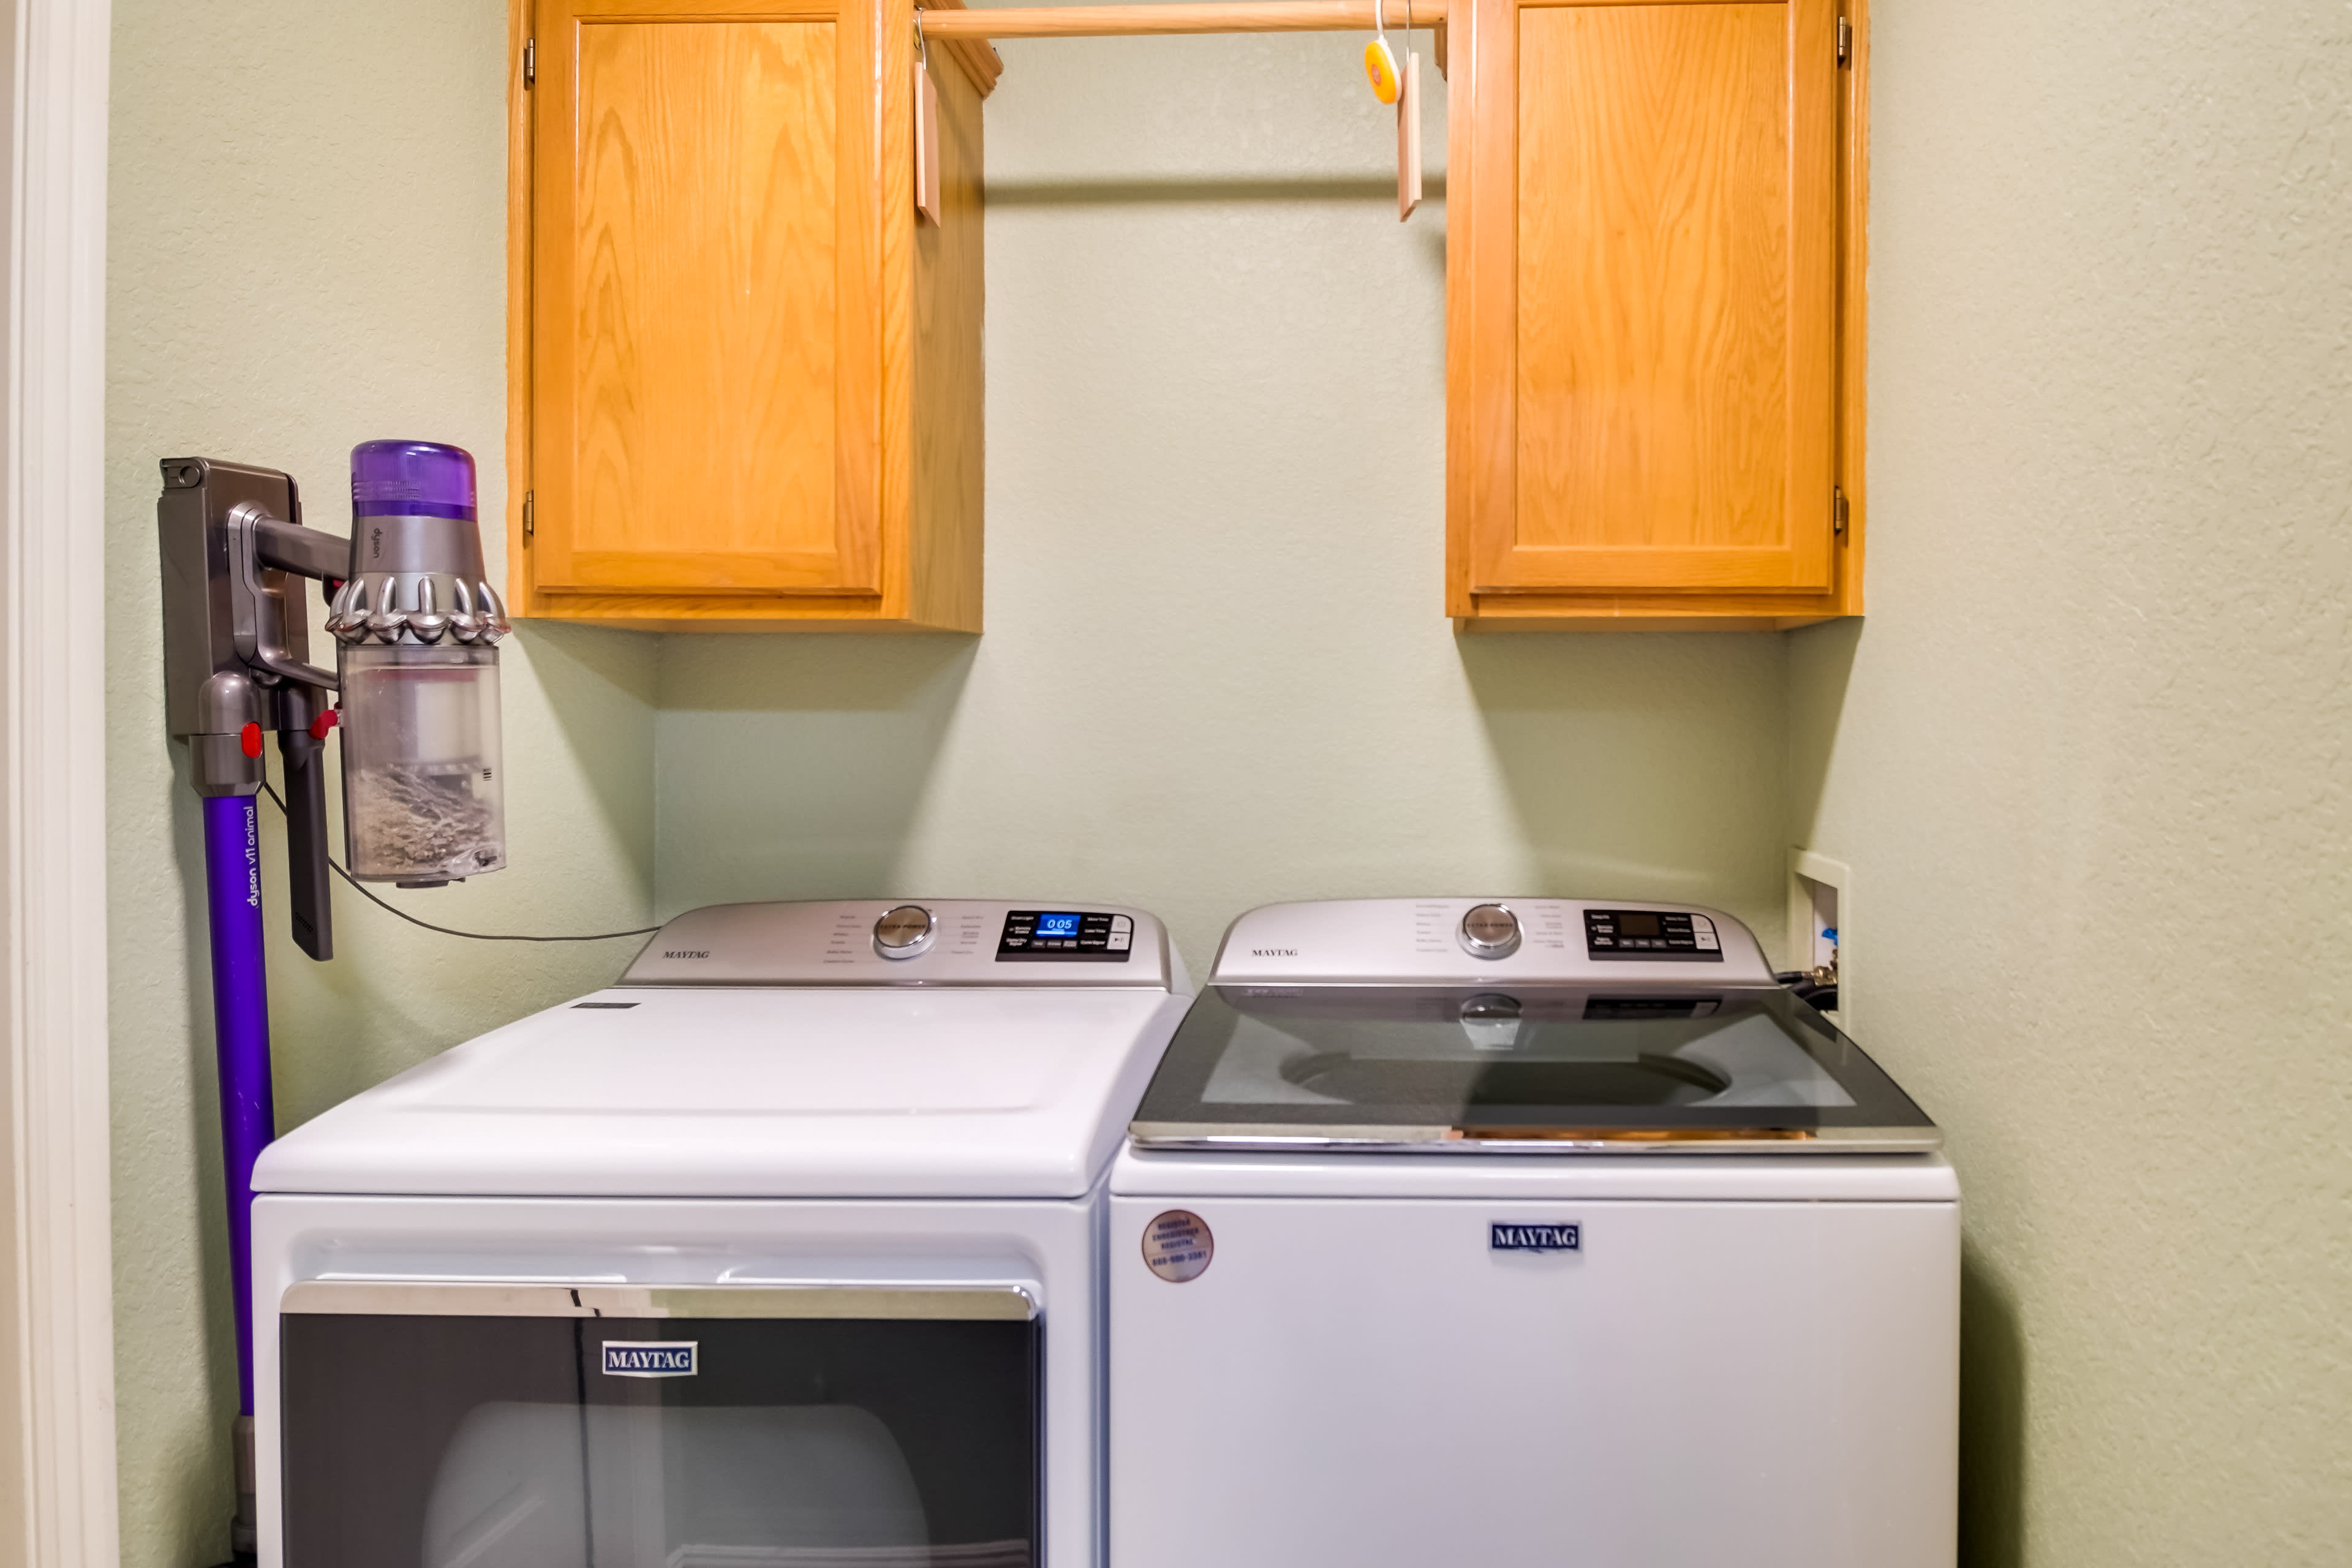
top-left (873, 905), bottom-right (936, 958)
top-left (1459, 903), bottom-right (1523, 959)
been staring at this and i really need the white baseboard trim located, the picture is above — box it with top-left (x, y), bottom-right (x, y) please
top-left (4, 0), bottom-right (117, 1564)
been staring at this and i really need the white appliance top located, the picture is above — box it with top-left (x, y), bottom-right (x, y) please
top-left (255, 902), bottom-right (1191, 1200)
top-left (1132, 899), bottom-right (1938, 1156)
top-left (1210, 898), bottom-right (1777, 986)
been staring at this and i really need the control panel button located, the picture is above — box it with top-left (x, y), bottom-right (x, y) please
top-left (1459, 903), bottom-right (1523, 959)
top-left (873, 905), bottom-right (936, 958)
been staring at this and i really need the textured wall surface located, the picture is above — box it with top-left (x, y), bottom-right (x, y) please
top-left (105, 4), bottom-right (657, 1564)
top-left (654, 33), bottom-right (1795, 970)
top-left (1789, 1), bottom-right (2352, 1561)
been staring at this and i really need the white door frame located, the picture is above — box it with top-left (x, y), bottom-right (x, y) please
top-left (2, 0), bottom-right (116, 1563)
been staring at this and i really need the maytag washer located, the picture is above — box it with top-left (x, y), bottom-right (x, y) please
top-left (1110, 898), bottom-right (1957, 1568)
top-left (252, 900), bottom-right (1188, 1568)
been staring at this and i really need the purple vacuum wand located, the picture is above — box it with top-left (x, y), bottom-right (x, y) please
top-left (200, 794), bottom-right (274, 1417)
top-left (157, 444), bottom-right (507, 1565)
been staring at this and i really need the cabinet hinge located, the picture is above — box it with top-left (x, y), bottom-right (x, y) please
top-left (523, 491), bottom-right (535, 540)
top-left (524, 37), bottom-right (536, 87)
top-left (1832, 485), bottom-right (1849, 536)
top-left (1835, 16), bottom-right (1852, 66)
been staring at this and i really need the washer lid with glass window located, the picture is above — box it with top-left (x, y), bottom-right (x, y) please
top-left (1127, 899), bottom-right (1937, 1155)
top-left (254, 900), bottom-right (1190, 1200)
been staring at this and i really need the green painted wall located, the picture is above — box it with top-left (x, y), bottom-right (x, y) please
top-left (106, 4), bottom-right (656, 1563)
top-left (103, 0), bottom-right (2352, 1565)
top-left (1786, 0), bottom-right (2352, 1559)
top-left (654, 34), bottom-right (1793, 966)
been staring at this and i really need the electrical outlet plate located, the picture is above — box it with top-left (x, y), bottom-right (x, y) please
top-left (1787, 848), bottom-right (1849, 1030)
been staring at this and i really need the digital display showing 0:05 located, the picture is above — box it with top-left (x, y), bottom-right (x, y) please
top-left (1035, 912), bottom-right (1084, 940)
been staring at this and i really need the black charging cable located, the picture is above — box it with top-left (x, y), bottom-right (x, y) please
top-left (260, 783), bottom-right (660, 943)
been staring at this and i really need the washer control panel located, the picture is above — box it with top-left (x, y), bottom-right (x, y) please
top-left (1583, 908), bottom-right (1722, 961)
top-left (998, 910), bottom-right (1134, 962)
top-left (1207, 899), bottom-right (1771, 985)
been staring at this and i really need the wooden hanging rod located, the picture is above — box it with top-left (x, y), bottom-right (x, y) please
top-left (917, 0), bottom-right (1449, 40)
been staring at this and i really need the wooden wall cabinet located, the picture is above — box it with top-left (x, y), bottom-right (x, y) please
top-left (1446, 0), bottom-right (1867, 630)
top-left (509, 0), bottom-right (1866, 635)
top-left (505, 0), bottom-right (998, 631)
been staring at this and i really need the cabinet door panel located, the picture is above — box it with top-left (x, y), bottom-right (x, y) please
top-left (1466, 0), bottom-right (1836, 595)
top-left (533, 10), bottom-right (881, 594)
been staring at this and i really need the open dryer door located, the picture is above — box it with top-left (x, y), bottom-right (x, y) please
top-left (277, 1284), bottom-right (1038, 1568)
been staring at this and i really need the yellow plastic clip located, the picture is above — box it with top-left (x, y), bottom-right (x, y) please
top-left (1363, 0), bottom-right (1401, 105)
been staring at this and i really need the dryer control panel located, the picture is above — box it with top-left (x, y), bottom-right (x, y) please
top-left (620, 900), bottom-right (1174, 987)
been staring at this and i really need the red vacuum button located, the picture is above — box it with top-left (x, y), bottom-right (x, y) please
top-left (238, 722), bottom-right (263, 758)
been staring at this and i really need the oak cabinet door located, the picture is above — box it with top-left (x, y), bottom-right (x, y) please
top-left (530, 0), bottom-right (881, 596)
top-left (1451, 0), bottom-right (1844, 603)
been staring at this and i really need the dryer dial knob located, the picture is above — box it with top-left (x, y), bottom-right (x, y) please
top-left (1459, 903), bottom-right (1522, 959)
top-left (873, 905), bottom-right (936, 957)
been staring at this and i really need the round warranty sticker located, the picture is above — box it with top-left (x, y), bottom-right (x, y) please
top-left (1142, 1210), bottom-right (1214, 1283)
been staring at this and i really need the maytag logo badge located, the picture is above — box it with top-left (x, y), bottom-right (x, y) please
top-left (1490, 1222), bottom-right (1580, 1254)
top-left (602, 1341), bottom-right (698, 1378)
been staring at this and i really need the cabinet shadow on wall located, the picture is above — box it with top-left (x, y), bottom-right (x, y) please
top-left (1456, 634), bottom-right (1791, 925)
top-left (1961, 1243), bottom-right (2025, 1568)
top-left (650, 635), bottom-right (978, 908)
top-left (1784, 617), bottom-right (1862, 846)
top-left (514, 620), bottom-right (663, 897)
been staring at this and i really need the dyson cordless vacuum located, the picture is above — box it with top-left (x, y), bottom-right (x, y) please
top-left (157, 441), bottom-right (508, 1563)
